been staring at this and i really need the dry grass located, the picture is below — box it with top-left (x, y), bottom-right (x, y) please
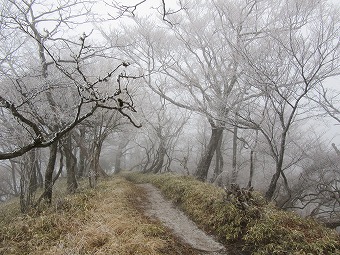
top-left (124, 172), bottom-right (340, 255)
top-left (0, 177), bottom-right (197, 255)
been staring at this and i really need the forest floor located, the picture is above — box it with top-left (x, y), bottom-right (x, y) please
top-left (138, 183), bottom-right (229, 255)
top-left (0, 177), bottom-right (231, 255)
top-left (1, 175), bottom-right (338, 254)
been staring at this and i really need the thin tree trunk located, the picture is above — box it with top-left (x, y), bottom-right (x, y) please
top-left (265, 171), bottom-right (280, 201)
top-left (247, 150), bottom-right (254, 188)
top-left (114, 139), bottom-right (128, 174)
top-left (64, 135), bottom-right (78, 193)
top-left (35, 146), bottom-right (63, 207)
top-left (36, 160), bottom-right (43, 189)
top-left (213, 132), bottom-right (224, 180)
top-left (9, 160), bottom-right (18, 196)
top-left (19, 149), bottom-right (39, 212)
top-left (265, 132), bottom-right (287, 201)
top-left (152, 146), bottom-right (166, 174)
top-left (114, 152), bottom-right (122, 174)
top-left (89, 140), bottom-right (108, 187)
top-left (144, 142), bottom-right (166, 174)
top-left (248, 130), bottom-right (258, 188)
top-left (231, 125), bottom-right (238, 183)
top-left (28, 149), bottom-right (38, 194)
top-left (77, 127), bottom-right (87, 177)
top-left (196, 125), bottom-right (224, 181)
top-left (43, 142), bottom-right (58, 203)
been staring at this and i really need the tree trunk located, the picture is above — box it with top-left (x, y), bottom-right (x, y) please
top-left (265, 132), bottom-right (287, 201)
top-left (152, 146), bottom-right (166, 174)
top-left (114, 151), bottom-right (122, 174)
top-left (230, 125), bottom-right (238, 183)
top-left (213, 132), bottom-right (224, 181)
top-left (196, 126), bottom-right (224, 181)
top-left (248, 131), bottom-right (258, 188)
top-left (265, 171), bottom-right (280, 201)
top-left (20, 149), bottom-right (39, 212)
top-left (64, 135), bottom-right (78, 193)
top-left (35, 146), bottom-right (63, 207)
top-left (114, 139), bottom-right (128, 174)
top-left (89, 140), bottom-right (108, 188)
top-left (36, 161), bottom-right (43, 189)
top-left (77, 127), bottom-right (87, 178)
top-left (247, 150), bottom-right (254, 188)
top-left (43, 142), bottom-right (58, 203)
top-left (9, 160), bottom-right (18, 196)
top-left (144, 142), bottom-right (166, 174)
top-left (28, 149), bottom-right (38, 194)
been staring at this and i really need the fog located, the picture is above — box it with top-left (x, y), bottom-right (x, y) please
top-left (0, 0), bottom-right (339, 229)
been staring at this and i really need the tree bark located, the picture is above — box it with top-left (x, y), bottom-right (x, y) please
top-left (114, 139), bottom-right (128, 174)
top-left (265, 171), bottom-right (280, 201)
top-left (78, 127), bottom-right (87, 178)
top-left (89, 140), bottom-right (108, 187)
top-left (114, 151), bottom-right (122, 174)
top-left (26, 149), bottom-right (38, 194)
top-left (9, 160), bottom-right (18, 196)
top-left (196, 125), bottom-right (224, 181)
top-left (247, 150), bottom-right (254, 188)
top-left (213, 132), bottom-right (224, 180)
top-left (265, 130), bottom-right (287, 201)
top-left (20, 149), bottom-right (39, 212)
top-left (231, 125), bottom-right (238, 183)
top-left (36, 159), bottom-right (43, 189)
top-left (152, 146), bottom-right (166, 174)
top-left (43, 142), bottom-right (58, 203)
top-left (144, 142), bottom-right (166, 174)
top-left (64, 135), bottom-right (78, 193)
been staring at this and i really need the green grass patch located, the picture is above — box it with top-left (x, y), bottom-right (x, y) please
top-left (124, 172), bottom-right (340, 255)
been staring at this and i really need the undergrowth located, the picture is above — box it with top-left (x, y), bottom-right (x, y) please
top-left (0, 177), bottom-right (197, 255)
top-left (124, 172), bottom-right (340, 255)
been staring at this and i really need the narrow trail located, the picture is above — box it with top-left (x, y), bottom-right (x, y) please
top-left (138, 183), bottom-right (228, 255)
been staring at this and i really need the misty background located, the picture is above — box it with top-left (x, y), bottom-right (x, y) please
top-left (0, 0), bottom-right (339, 229)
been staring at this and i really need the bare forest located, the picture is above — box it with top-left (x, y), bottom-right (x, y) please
top-left (0, 0), bottom-right (340, 244)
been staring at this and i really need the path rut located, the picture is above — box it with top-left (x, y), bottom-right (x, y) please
top-left (138, 183), bottom-right (228, 255)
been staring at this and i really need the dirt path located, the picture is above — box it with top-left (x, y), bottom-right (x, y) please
top-left (138, 183), bottom-right (228, 255)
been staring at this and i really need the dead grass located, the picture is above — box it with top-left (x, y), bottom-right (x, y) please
top-left (124, 172), bottom-right (340, 255)
top-left (0, 177), bottom-right (197, 255)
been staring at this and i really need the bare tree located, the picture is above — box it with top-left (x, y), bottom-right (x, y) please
top-left (107, 0), bottom-right (185, 25)
top-left (283, 144), bottom-right (340, 229)
top-left (237, 0), bottom-right (339, 200)
top-left (0, 0), bottom-right (141, 161)
top-left (313, 84), bottom-right (340, 129)
top-left (134, 96), bottom-right (189, 174)
top-left (0, 0), bottom-right (142, 209)
top-left (113, 135), bottom-right (130, 174)
top-left (86, 110), bottom-right (123, 187)
top-left (111, 0), bottom-right (274, 180)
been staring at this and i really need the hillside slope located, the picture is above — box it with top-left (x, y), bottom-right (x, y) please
top-left (125, 173), bottom-right (340, 255)
top-left (0, 174), bottom-right (339, 255)
top-left (0, 177), bottom-right (198, 255)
